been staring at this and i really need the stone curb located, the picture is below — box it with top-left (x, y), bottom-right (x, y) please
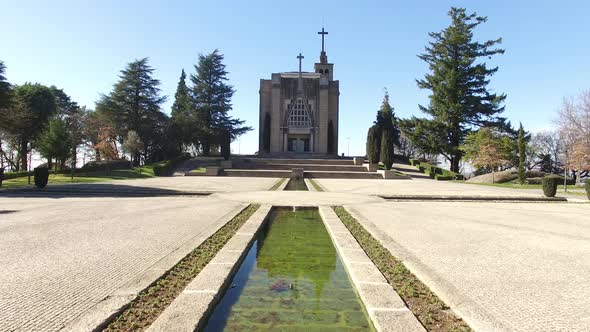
top-left (276, 178), bottom-right (289, 191)
top-left (344, 206), bottom-right (511, 332)
top-left (62, 203), bottom-right (250, 332)
top-left (146, 205), bottom-right (272, 332)
top-left (378, 195), bottom-right (568, 202)
top-left (318, 206), bottom-right (425, 332)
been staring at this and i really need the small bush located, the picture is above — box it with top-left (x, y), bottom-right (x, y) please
top-left (435, 175), bottom-right (453, 181)
top-left (34, 167), bottom-right (49, 188)
top-left (153, 153), bottom-right (190, 176)
top-left (542, 175), bottom-right (560, 197)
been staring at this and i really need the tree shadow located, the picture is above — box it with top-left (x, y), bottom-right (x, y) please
top-left (0, 183), bottom-right (211, 198)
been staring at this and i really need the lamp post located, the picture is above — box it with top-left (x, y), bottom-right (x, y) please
top-left (346, 137), bottom-right (350, 157)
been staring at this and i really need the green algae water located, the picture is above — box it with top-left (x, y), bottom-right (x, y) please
top-left (284, 177), bottom-right (308, 191)
top-left (203, 207), bottom-right (375, 332)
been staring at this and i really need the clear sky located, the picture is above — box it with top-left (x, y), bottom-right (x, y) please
top-left (2, 0), bottom-right (589, 156)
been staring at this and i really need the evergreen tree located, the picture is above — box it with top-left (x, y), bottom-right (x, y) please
top-left (190, 50), bottom-right (251, 156)
top-left (380, 128), bottom-right (394, 170)
top-left (170, 69), bottom-right (199, 152)
top-left (375, 91), bottom-right (400, 165)
top-left (37, 118), bottom-right (72, 171)
top-left (0, 83), bottom-right (56, 170)
top-left (366, 125), bottom-right (380, 164)
top-left (97, 58), bottom-right (167, 162)
top-left (401, 7), bottom-right (506, 172)
top-left (518, 123), bottom-right (526, 185)
top-left (0, 61), bottom-right (11, 111)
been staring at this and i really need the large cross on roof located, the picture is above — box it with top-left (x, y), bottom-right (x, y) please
top-left (317, 27), bottom-right (328, 53)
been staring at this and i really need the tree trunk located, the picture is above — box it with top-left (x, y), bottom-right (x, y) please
top-left (20, 139), bottom-right (28, 171)
top-left (450, 154), bottom-right (461, 173)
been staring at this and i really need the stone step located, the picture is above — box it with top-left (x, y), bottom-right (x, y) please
top-left (223, 169), bottom-right (383, 179)
top-left (240, 158), bottom-right (354, 166)
top-left (233, 163), bottom-right (367, 172)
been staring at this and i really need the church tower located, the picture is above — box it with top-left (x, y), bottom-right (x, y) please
top-left (259, 27), bottom-right (339, 155)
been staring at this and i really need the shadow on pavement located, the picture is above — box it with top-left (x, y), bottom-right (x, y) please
top-left (0, 183), bottom-right (211, 198)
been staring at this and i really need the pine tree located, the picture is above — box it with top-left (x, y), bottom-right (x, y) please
top-left (518, 123), bottom-right (526, 185)
top-left (401, 7), bottom-right (506, 172)
top-left (191, 50), bottom-right (251, 156)
top-left (97, 58), bottom-right (167, 162)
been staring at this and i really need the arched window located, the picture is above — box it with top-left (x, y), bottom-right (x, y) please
top-left (325, 69), bottom-right (329, 75)
top-left (287, 99), bottom-right (311, 127)
top-left (319, 69), bottom-right (324, 74)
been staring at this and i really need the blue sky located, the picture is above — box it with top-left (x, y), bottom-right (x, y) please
top-left (2, 0), bottom-right (589, 155)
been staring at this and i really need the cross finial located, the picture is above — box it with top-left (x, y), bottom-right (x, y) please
top-left (317, 27), bottom-right (329, 53)
top-left (297, 53), bottom-right (304, 75)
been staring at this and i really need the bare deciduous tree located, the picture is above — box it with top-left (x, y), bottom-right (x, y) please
top-left (557, 90), bottom-right (590, 184)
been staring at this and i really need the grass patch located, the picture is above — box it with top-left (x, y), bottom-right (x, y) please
top-left (459, 181), bottom-right (588, 195)
top-left (307, 178), bottom-right (324, 192)
top-left (0, 166), bottom-right (155, 189)
top-left (268, 178), bottom-right (287, 191)
top-left (332, 206), bottom-right (472, 332)
top-left (103, 204), bottom-right (260, 332)
top-left (191, 167), bottom-right (206, 173)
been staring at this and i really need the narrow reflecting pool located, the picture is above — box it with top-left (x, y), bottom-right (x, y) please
top-left (203, 207), bottom-right (375, 332)
top-left (284, 177), bottom-right (308, 191)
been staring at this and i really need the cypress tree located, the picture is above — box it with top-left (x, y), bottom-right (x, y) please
top-left (170, 69), bottom-right (199, 151)
top-left (518, 122), bottom-right (526, 185)
top-left (366, 125), bottom-right (380, 164)
top-left (0, 61), bottom-right (10, 111)
top-left (380, 128), bottom-right (394, 170)
top-left (401, 7), bottom-right (506, 172)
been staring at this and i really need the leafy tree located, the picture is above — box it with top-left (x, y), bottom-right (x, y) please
top-left (123, 130), bottom-right (144, 166)
top-left (402, 7), bottom-right (506, 172)
top-left (461, 127), bottom-right (512, 183)
top-left (517, 123), bottom-right (526, 184)
top-left (94, 127), bottom-right (119, 174)
top-left (97, 58), bottom-right (167, 162)
top-left (0, 83), bottom-right (56, 170)
top-left (366, 125), bottom-right (380, 164)
top-left (170, 69), bottom-right (199, 153)
top-left (190, 50), bottom-right (251, 155)
top-left (36, 118), bottom-right (72, 172)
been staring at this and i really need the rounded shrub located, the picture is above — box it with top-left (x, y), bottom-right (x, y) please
top-left (541, 175), bottom-right (560, 197)
top-left (34, 167), bottom-right (49, 188)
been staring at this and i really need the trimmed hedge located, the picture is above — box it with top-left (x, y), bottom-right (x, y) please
top-left (542, 175), bottom-right (560, 197)
top-left (153, 153), bottom-right (191, 176)
top-left (413, 161), bottom-right (463, 180)
top-left (81, 159), bottom-right (131, 172)
top-left (527, 176), bottom-right (575, 185)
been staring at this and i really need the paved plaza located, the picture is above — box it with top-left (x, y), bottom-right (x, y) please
top-left (0, 176), bottom-right (588, 331)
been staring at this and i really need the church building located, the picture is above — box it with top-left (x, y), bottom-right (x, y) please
top-left (258, 28), bottom-right (339, 155)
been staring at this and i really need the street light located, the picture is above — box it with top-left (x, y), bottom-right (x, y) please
top-left (346, 137), bottom-right (350, 157)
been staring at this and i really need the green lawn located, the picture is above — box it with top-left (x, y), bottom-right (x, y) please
top-left (1, 166), bottom-right (155, 189)
top-left (458, 180), bottom-right (588, 195)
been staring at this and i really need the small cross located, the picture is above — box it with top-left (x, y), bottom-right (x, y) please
top-left (317, 27), bottom-right (329, 52)
top-left (297, 53), bottom-right (304, 74)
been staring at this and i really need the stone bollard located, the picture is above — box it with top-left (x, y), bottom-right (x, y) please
top-left (353, 157), bottom-right (364, 165)
top-left (291, 168), bottom-right (304, 180)
top-left (206, 166), bottom-right (220, 176)
top-left (367, 163), bottom-right (378, 172)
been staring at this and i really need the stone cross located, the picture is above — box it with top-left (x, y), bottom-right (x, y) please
top-left (317, 28), bottom-right (328, 52)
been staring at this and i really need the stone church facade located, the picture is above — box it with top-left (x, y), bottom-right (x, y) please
top-left (258, 29), bottom-right (339, 155)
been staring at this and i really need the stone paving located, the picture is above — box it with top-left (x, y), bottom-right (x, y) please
top-left (344, 200), bottom-right (590, 332)
top-left (0, 195), bottom-right (247, 331)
